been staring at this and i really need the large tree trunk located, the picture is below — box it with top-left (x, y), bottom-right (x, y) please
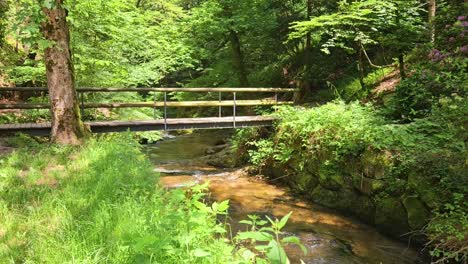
top-left (428, 0), bottom-right (436, 43)
top-left (229, 30), bottom-right (249, 87)
top-left (41, 0), bottom-right (88, 145)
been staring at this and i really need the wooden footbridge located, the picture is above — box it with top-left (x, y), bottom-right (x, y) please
top-left (0, 87), bottom-right (296, 136)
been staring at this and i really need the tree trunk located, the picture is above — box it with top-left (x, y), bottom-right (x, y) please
top-left (428, 0), bottom-right (436, 43)
top-left (302, 0), bottom-right (313, 98)
top-left (229, 30), bottom-right (249, 87)
top-left (41, 0), bottom-right (89, 145)
top-left (398, 53), bottom-right (406, 79)
top-left (395, 6), bottom-right (406, 79)
top-left (136, 0), bottom-right (142, 8)
top-left (358, 44), bottom-right (365, 90)
top-left (0, 0), bottom-right (8, 47)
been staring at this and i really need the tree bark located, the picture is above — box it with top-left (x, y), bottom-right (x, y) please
top-left (41, 0), bottom-right (89, 145)
top-left (0, 0), bottom-right (8, 47)
top-left (395, 6), bottom-right (406, 79)
top-left (398, 53), bottom-right (406, 80)
top-left (303, 0), bottom-right (313, 94)
top-left (136, 0), bottom-right (143, 8)
top-left (229, 30), bottom-right (249, 87)
top-left (428, 0), bottom-right (436, 43)
top-left (358, 44), bottom-right (366, 90)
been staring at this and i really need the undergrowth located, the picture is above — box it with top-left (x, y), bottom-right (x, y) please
top-left (0, 135), bottom-right (236, 263)
top-left (235, 99), bottom-right (467, 263)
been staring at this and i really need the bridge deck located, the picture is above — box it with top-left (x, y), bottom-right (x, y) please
top-left (0, 116), bottom-right (276, 136)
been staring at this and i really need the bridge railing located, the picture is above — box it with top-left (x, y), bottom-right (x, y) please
top-left (0, 87), bottom-right (297, 129)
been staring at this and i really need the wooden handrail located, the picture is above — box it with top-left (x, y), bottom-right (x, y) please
top-left (0, 99), bottom-right (293, 110)
top-left (0, 87), bottom-right (298, 93)
top-left (1, 87), bottom-right (296, 131)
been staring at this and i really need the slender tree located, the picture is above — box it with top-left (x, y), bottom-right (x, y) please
top-left (428, 0), bottom-right (436, 43)
top-left (302, 0), bottom-right (313, 97)
top-left (41, 0), bottom-right (89, 145)
top-left (0, 0), bottom-right (7, 47)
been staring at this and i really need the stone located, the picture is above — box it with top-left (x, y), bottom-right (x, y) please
top-left (291, 172), bottom-right (319, 193)
top-left (360, 149), bottom-right (393, 179)
top-left (407, 172), bottom-right (439, 209)
top-left (318, 166), bottom-right (346, 191)
top-left (351, 173), bottom-right (384, 196)
top-left (310, 185), bottom-right (375, 223)
top-left (204, 147), bottom-right (236, 168)
top-left (374, 196), bottom-right (410, 237)
top-left (402, 196), bottom-right (431, 230)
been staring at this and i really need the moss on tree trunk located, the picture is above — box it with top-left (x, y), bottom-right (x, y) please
top-left (41, 0), bottom-right (89, 145)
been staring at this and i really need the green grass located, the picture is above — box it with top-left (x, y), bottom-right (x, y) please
top-left (0, 134), bottom-right (238, 263)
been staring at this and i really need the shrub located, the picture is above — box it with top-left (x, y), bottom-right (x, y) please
top-left (238, 100), bottom-right (466, 262)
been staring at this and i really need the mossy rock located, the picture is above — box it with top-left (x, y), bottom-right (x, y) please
top-left (205, 147), bottom-right (236, 168)
top-left (261, 160), bottom-right (286, 179)
top-left (375, 196), bottom-right (410, 236)
top-left (310, 186), bottom-right (375, 223)
top-left (318, 166), bottom-right (346, 191)
top-left (407, 172), bottom-right (439, 209)
top-left (402, 196), bottom-right (431, 230)
top-left (291, 172), bottom-right (319, 193)
top-left (361, 149), bottom-right (394, 179)
top-left (351, 173), bottom-right (385, 196)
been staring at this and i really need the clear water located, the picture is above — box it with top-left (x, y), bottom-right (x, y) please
top-left (144, 130), bottom-right (422, 264)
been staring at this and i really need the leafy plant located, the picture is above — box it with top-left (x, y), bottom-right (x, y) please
top-left (236, 212), bottom-right (307, 264)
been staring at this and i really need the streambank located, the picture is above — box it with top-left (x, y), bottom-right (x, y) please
top-left (145, 130), bottom-right (424, 264)
top-left (234, 102), bottom-right (466, 263)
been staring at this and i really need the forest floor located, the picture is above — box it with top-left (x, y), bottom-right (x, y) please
top-left (371, 70), bottom-right (401, 95)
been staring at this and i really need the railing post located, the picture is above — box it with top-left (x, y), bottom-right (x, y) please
top-left (275, 92), bottom-right (278, 112)
top-left (79, 91), bottom-right (85, 117)
top-left (233, 92), bottom-right (236, 128)
top-left (164, 91), bottom-right (167, 131)
top-left (218, 91), bottom-right (222, 118)
top-left (153, 92), bottom-right (157, 119)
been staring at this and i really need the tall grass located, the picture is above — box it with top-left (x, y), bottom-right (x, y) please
top-left (0, 135), bottom-right (237, 263)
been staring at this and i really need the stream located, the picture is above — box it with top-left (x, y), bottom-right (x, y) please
top-left (144, 130), bottom-right (422, 264)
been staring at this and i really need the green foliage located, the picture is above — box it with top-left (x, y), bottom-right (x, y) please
top-left (388, 56), bottom-right (467, 120)
top-left (238, 99), bottom-right (466, 262)
top-left (426, 193), bottom-right (467, 263)
top-left (236, 213), bottom-right (307, 264)
top-left (0, 135), bottom-right (237, 263)
top-left (289, 0), bottom-right (425, 55)
top-left (335, 66), bottom-right (395, 100)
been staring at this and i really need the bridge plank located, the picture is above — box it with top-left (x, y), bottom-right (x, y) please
top-left (0, 116), bottom-right (277, 136)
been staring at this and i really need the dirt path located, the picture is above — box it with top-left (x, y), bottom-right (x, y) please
top-left (372, 70), bottom-right (401, 95)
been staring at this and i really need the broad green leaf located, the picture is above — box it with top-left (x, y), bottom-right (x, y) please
top-left (266, 240), bottom-right (289, 264)
top-left (282, 236), bottom-right (308, 255)
top-left (278, 212), bottom-right (293, 230)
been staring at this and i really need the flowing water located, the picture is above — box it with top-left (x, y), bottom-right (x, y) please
top-left (145, 130), bottom-right (422, 264)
